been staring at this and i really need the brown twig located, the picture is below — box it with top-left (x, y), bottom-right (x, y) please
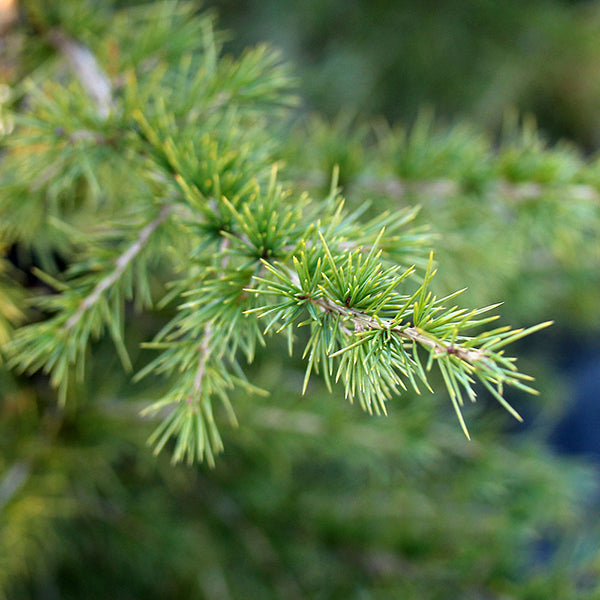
top-left (310, 294), bottom-right (485, 363)
top-left (286, 264), bottom-right (483, 363)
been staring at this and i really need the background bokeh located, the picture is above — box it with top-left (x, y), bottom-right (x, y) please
top-left (213, 0), bottom-right (600, 150)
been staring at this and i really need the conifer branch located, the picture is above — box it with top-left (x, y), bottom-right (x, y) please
top-left (64, 204), bottom-right (173, 331)
top-left (191, 238), bottom-right (230, 403)
top-left (1, 3), bottom-right (563, 465)
top-left (308, 294), bottom-right (486, 363)
top-left (192, 322), bottom-right (213, 398)
top-left (249, 240), bottom-right (552, 436)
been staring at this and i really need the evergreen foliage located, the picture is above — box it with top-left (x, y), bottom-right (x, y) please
top-left (1, 1), bottom-right (600, 598)
top-left (0, 0), bottom-right (558, 465)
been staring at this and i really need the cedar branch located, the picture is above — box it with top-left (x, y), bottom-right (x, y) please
top-left (310, 295), bottom-right (486, 363)
top-left (64, 205), bottom-right (173, 331)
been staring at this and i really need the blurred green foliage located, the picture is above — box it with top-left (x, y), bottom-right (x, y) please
top-left (213, 0), bottom-right (600, 149)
